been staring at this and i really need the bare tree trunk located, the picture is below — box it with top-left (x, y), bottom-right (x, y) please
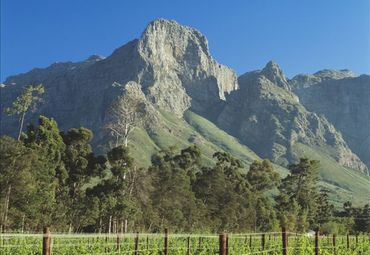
top-left (108, 216), bottom-right (112, 234)
top-left (129, 167), bottom-right (137, 196)
top-left (124, 135), bottom-right (128, 147)
top-left (68, 223), bottom-right (73, 234)
top-left (115, 134), bottom-right (119, 147)
top-left (99, 217), bottom-right (102, 234)
top-left (124, 219), bottom-right (128, 233)
top-left (2, 185), bottom-right (12, 231)
top-left (124, 123), bottom-right (129, 147)
top-left (113, 217), bottom-right (117, 234)
top-left (17, 112), bottom-right (26, 141)
top-left (21, 214), bottom-right (25, 233)
top-left (148, 222), bottom-right (153, 233)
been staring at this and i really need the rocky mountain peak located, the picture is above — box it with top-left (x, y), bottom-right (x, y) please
top-left (218, 62), bottom-right (368, 174)
top-left (134, 18), bottom-right (238, 117)
top-left (261, 61), bottom-right (290, 91)
top-left (139, 18), bottom-right (210, 58)
top-left (263, 60), bottom-right (282, 73)
top-left (1, 19), bottom-right (368, 177)
top-left (290, 69), bottom-right (357, 89)
top-left (86, 54), bottom-right (105, 62)
top-left (313, 69), bottom-right (356, 79)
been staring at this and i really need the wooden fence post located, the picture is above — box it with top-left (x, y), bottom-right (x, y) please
top-left (282, 227), bottom-right (287, 255)
top-left (164, 228), bottom-right (169, 255)
top-left (42, 227), bottom-right (51, 255)
top-left (105, 236), bottom-right (108, 253)
top-left (187, 236), bottom-right (191, 255)
top-left (219, 233), bottom-right (227, 255)
top-left (134, 232), bottom-right (139, 255)
top-left (146, 235), bottom-right (149, 250)
top-left (116, 233), bottom-right (121, 253)
top-left (116, 234), bottom-right (121, 253)
top-left (314, 230), bottom-right (319, 255)
top-left (226, 234), bottom-right (229, 255)
top-left (347, 234), bottom-right (350, 249)
top-left (261, 233), bottom-right (265, 251)
top-left (332, 234), bottom-right (336, 255)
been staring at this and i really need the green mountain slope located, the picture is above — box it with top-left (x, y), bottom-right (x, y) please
top-left (128, 109), bottom-right (262, 168)
top-left (127, 109), bottom-right (370, 206)
top-left (294, 143), bottom-right (370, 206)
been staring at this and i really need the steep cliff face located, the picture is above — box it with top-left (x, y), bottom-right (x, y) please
top-left (290, 73), bottom-right (370, 172)
top-left (217, 62), bottom-right (368, 173)
top-left (290, 69), bottom-right (356, 89)
top-left (1, 19), bottom-right (368, 176)
top-left (1, 55), bottom-right (113, 138)
top-left (1, 19), bottom-right (238, 138)
top-left (136, 19), bottom-right (238, 117)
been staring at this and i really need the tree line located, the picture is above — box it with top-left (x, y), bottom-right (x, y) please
top-left (1, 85), bottom-right (369, 234)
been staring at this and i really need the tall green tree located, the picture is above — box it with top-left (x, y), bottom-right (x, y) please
top-left (276, 158), bottom-right (320, 231)
top-left (245, 160), bottom-right (280, 231)
top-left (149, 146), bottom-right (203, 232)
top-left (87, 145), bottom-right (140, 233)
top-left (0, 136), bottom-right (41, 231)
top-left (193, 152), bottom-right (252, 232)
top-left (315, 188), bottom-right (334, 226)
top-left (5, 84), bottom-right (44, 141)
top-left (246, 159), bottom-right (280, 193)
top-left (23, 116), bottom-right (69, 228)
top-left (61, 128), bottom-right (100, 231)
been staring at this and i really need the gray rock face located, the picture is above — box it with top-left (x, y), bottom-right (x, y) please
top-left (1, 19), bottom-right (238, 139)
top-left (217, 63), bottom-right (368, 173)
top-left (137, 19), bottom-right (238, 116)
top-left (291, 73), bottom-right (370, 172)
top-left (261, 61), bottom-right (291, 91)
top-left (1, 56), bottom-right (113, 139)
top-left (1, 19), bottom-right (368, 175)
top-left (290, 69), bottom-right (356, 89)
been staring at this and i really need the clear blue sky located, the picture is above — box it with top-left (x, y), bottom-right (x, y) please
top-left (1, 0), bottom-right (369, 81)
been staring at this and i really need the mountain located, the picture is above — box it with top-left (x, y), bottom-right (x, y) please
top-left (1, 19), bottom-right (237, 135)
top-left (290, 72), bottom-right (370, 170)
top-left (1, 19), bottom-right (369, 205)
top-left (217, 62), bottom-right (368, 173)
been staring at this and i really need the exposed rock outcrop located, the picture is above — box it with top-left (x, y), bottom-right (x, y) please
top-left (290, 73), bottom-right (370, 173)
top-left (136, 19), bottom-right (238, 117)
top-left (1, 19), bottom-right (238, 139)
top-left (1, 19), bottom-right (368, 176)
top-left (290, 69), bottom-right (356, 89)
top-left (217, 62), bottom-right (368, 173)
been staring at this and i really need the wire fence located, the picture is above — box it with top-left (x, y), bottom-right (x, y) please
top-left (0, 228), bottom-right (369, 255)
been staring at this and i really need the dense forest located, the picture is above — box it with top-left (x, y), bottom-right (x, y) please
top-left (0, 86), bottom-right (369, 234)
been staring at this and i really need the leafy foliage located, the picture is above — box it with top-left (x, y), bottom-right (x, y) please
top-left (1, 114), bottom-right (369, 235)
top-left (4, 84), bottom-right (44, 141)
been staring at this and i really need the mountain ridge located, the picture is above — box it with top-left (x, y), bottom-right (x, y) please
top-left (1, 18), bottom-right (369, 204)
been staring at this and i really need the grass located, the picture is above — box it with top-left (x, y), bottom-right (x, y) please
top-left (129, 109), bottom-right (264, 168)
top-left (126, 110), bottom-right (369, 206)
top-left (294, 143), bottom-right (370, 206)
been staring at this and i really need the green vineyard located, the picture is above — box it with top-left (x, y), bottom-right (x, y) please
top-left (1, 231), bottom-right (369, 255)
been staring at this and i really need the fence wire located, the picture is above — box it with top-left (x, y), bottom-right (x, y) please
top-left (0, 231), bottom-right (369, 255)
